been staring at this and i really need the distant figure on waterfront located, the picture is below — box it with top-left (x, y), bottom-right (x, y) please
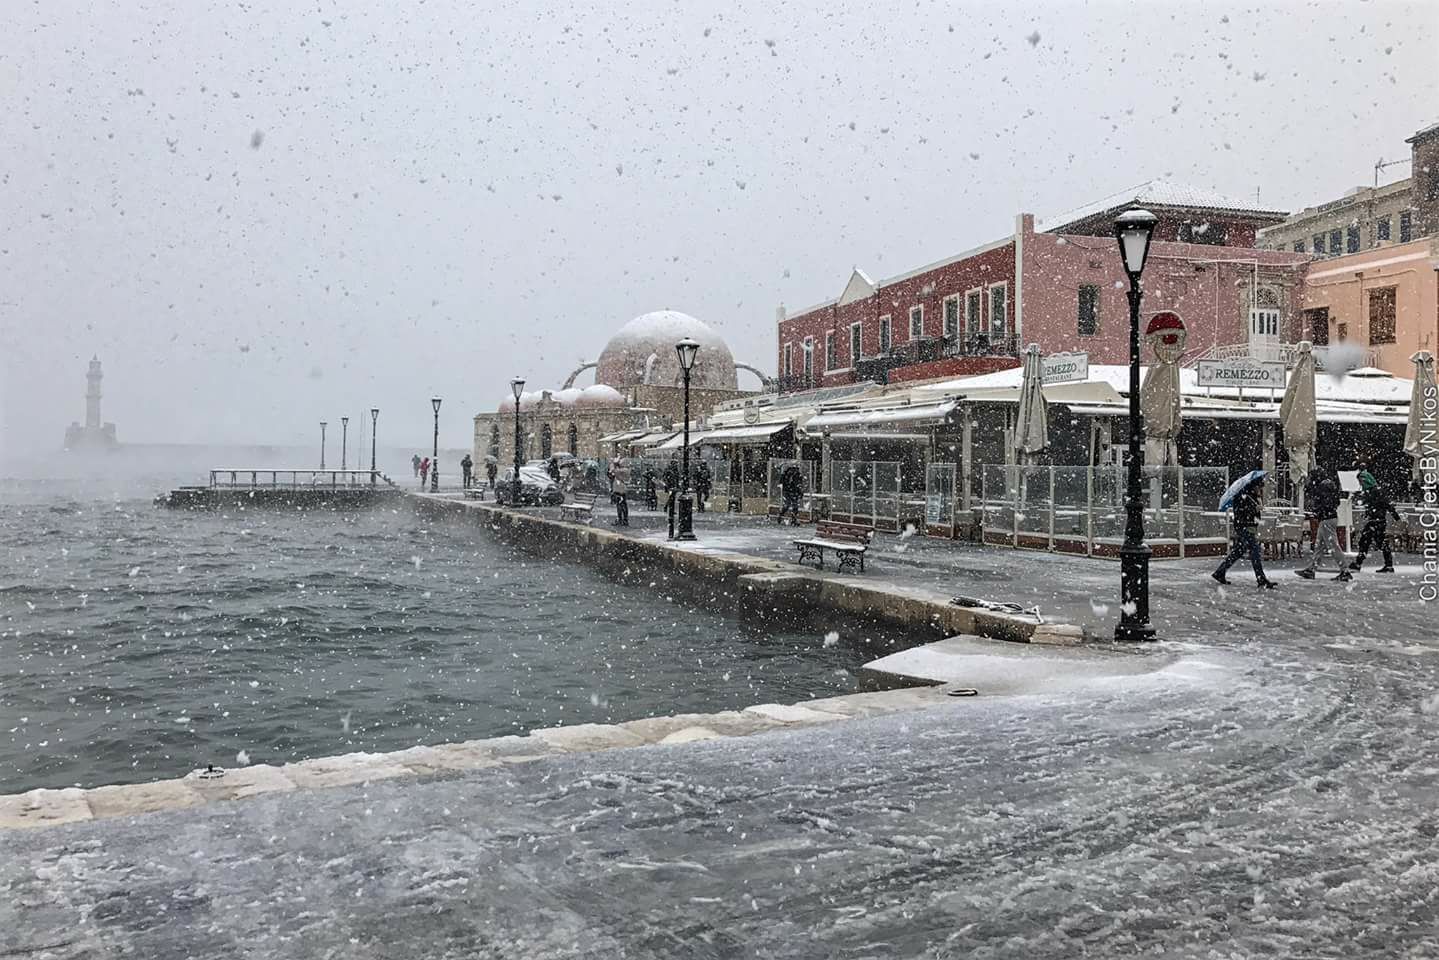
top-left (460, 454), bottom-right (473, 489)
top-left (547, 457), bottom-right (562, 484)
top-left (663, 457), bottom-right (680, 528)
top-left (642, 464), bottom-right (658, 510)
top-left (486, 459), bottom-right (498, 488)
top-left (419, 457), bottom-right (431, 488)
top-left (777, 464), bottom-right (804, 525)
top-left (694, 461), bottom-right (712, 512)
top-left (610, 464), bottom-right (630, 526)
top-left (412, 454), bottom-right (421, 477)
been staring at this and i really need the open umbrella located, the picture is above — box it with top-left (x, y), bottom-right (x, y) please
top-left (1013, 343), bottom-right (1049, 460)
top-left (1404, 350), bottom-right (1436, 483)
top-left (1279, 341), bottom-right (1317, 484)
top-left (1219, 469), bottom-right (1266, 511)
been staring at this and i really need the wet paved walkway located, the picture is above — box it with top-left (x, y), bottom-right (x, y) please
top-left (4, 500), bottom-right (1435, 958)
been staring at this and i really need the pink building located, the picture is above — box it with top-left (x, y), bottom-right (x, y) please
top-left (776, 182), bottom-right (1308, 390)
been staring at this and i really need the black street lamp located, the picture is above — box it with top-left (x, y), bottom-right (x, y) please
top-left (369, 407), bottom-right (379, 483)
top-left (1113, 208), bottom-right (1159, 643)
top-left (341, 416), bottom-right (349, 472)
top-left (510, 377), bottom-right (525, 505)
top-left (675, 337), bottom-right (700, 541)
top-left (430, 397), bottom-right (442, 492)
top-left (319, 421), bottom-right (327, 470)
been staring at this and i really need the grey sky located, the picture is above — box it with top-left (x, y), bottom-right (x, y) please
top-left (2, 0), bottom-right (1434, 460)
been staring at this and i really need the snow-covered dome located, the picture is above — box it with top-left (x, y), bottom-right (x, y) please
top-left (498, 390), bottom-right (544, 413)
top-left (595, 311), bottom-right (738, 391)
top-left (552, 387), bottom-right (585, 407)
top-left (575, 384), bottom-right (625, 408)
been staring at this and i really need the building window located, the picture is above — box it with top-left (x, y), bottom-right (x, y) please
top-left (802, 337), bottom-right (814, 381)
top-left (942, 295), bottom-right (959, 338)
top-left (489, 424), bottom-right (500, 459)
top-left (1312, 233), bottom-right (1325, 255)
top-left (1077, 284), bottom-right (1100, 337)
top-left (825, 331), bottom-right (837, 371)
top-left (878, 315), bottom-right (891, 354)
top-left (1376, 216), bottom-right (1391, 243)
top-left (849, 322), bottom-right (862, 363)
top-left (965, 289), bottom-right (982, 335)
top-left (1400, 211), bottom-right (1413, 243)
top-left (540, 422), bottom-right (553, 459)
top-left (1305, 307), bottom-right (1330, 346)
top-left (1329, 229), bottom-right (1342, 255)
top-left (1368, 287), bottom-right (1397, 345)
top-left (1346, 225), bottom-right (1360, 253)
top-left (782, 343), bottom-right (792, 378)
top-left (1293, 240), bottom-right (1305, 253)
top-left (988, 284), bottom-right (1008, 340)
top-left (909, 305), bottom-right (924, 340)
top-left (567, 422), bottom-right (578, 456)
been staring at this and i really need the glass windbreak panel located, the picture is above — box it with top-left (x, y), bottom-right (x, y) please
top-left (1018, 465), bottom-right (1051, 539)
top-left (1052, 466), bottom-right (1090, 544)
top-left (851, 461), bottom-right (875, 524)
top-left (873, 461), bottom-right (901, 530)
top-left (1183, 467), bottom-right (1231, 543)
top-left (981, 464), bottom-right (1017, 538)
top-left (925, 461), bottom-right (956, 530)
top-left (1146, 466), bottom-right (1182, 543)
top-left (1090, 465), bottom-right (1126, 542)
top-left (828, 460), bottom-right (855, 520)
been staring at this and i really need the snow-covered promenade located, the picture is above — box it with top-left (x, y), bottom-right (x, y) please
top-left (3, 498), bottom-right (1434, 957)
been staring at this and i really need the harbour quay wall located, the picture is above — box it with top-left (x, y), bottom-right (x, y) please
top-left (157, 487), bottom-right (407, 510)
top-left (411, 498), bottom-right (1081, 647)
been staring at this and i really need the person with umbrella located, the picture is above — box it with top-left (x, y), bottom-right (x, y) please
top-left (1349, 470), bottom-right (1399, 573)
top-left (1213, 470), bottom-right (1277, 589)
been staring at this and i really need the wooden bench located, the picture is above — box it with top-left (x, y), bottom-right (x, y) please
top-left (793, 521), bottom-right (876, 573)
top-left (559, 493), bottom-right (599, 523)
top-left (463, 487), bottom-right (486, 501)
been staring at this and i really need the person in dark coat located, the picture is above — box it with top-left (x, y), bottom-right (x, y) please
top-left (460, 454), bottom-right (473, 489)
top-left (419, 457), bottom-right (430, 488)
top-left (547, 457), bottom-right (562, 484)
top-left (642, 465), bottom-right (658, 510)
top-left (663, 457), bottom-right (681, 532)
top-left (485, 459), bottom-right (498, 489)
top-left (776, 464), bottom-right (805, 525)
top-left (1350, 470), bottom-right (1399, 572)
top-left (694, 461), bottom-right (712, 512)
top-left (412, 454), bottom-right (422, 478)
top-left (1296, 470), bottom-right (1350, 581)
top-left (1213, 477), bottom-right (1276, 588)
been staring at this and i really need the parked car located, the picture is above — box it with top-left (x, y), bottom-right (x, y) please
top-left (496, 465), bottom-right (564, 506)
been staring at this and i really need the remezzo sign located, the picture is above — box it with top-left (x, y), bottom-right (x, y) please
top-left (1041, 352), bottom-right (1089, 384)
top-left (1196, 358), bottom-right (1286, 389)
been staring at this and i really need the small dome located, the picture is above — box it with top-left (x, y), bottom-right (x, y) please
top-left (498, 390), bottom-right (544, 413)
top-left (595, 311), bottom-right (738, 391)
top-left (552, 387), bottom-right (584, 407)
top-left (575, 384), bottom-right (625, 408)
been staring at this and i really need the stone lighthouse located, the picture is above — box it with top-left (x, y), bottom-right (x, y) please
top-left (64, 356), bottom-right (118, 450)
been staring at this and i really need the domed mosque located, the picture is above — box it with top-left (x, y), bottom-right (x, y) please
top-left (474, 311), bottom-right (769, 467)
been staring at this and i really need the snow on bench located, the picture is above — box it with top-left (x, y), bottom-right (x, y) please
top-left (559, 493), bottom-right (600, 523)
top-left (793, 520), bottom-right (876, 573)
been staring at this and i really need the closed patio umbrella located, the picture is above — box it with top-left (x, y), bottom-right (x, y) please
top-left (1278, 340), bottom-right (1318, 484)
top-left (1404, 350), bottom-right (1436, 483)
top-left (1014, 343), bottom-right (1049, 461)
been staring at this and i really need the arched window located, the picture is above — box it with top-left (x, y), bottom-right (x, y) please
top-left (489, 424), bottom-right (500, 459)
top-left (1256, 287), bottom-right (1280, 309)
top-left (567, 422), bottom-right (578, 456)
top-left (540, 423), bottom-right (553, 459)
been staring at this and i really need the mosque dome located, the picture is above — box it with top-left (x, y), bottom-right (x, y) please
top-left (574, 384), bottom-right (626, 408)
top-left (552, 387), bottom-right (585, 407)
top-left (498, 390), bottom-right (544, 413)
top-left (594, 311), bottom-right (738, 391)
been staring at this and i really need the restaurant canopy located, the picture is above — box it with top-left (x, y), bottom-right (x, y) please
top-left (804, 400), bottom-right (958, 433)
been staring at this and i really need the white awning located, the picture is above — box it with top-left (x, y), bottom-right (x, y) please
top-left (657, 422), bottom-right (790, 449)
top-left (1066, 400), bottom-right (1410, 425)
top-left (629, 429), bottom-right (680, 447)
top-left (597, 429), bottom-right (648, 444)
top-left (804, 401), bottom-right (957, 432)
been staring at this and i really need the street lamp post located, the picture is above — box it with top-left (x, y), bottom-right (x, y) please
top-left (319, 421), bottom-right (327, 470)
top-left (1113, 208), bottom-right (1159, 643)
top-left (675, 337), bottom-right (700, 541)
top-left (341, 416), bottom-right (349, 472)
top-left (510, 378), bottom-right (525, 505)
top-left (369, 408), bottom-right (379, 483)
top-left (430, 397), bottom-right (442, 492)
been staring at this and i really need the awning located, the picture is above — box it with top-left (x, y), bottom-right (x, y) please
top-left (1066, 401), bottom-right (1410, 426)
top-left (657, 422), bottom-right (790, 449)
top-left (804, 401), bottom-right (957, 433)
top-left (597, 429), bottom-right (648, 444)
top-left (628, 429), bottom-right (681, 448)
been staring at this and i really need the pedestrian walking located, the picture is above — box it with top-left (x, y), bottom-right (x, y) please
top-left (547, 457), bottom-right (562, 485)
top-left (643, 465), bottom-right (658, 511)
top-left (776, 464), bottom-right (804, 525)
top-left (1295, 469), bottom-right (1350, 581)
top-left (412, 454), bottom-right (421, 478)
top-left (663, 457), bottom-right (680, 536)
top-left (486, 459), bottom-right (498, 489)
top-left (1349, 470), bottom-right (1399, 573)
top-left (610, 464), bottom-right (630, 526)
top-left (694, 461), bottom-right (712, 513)
top-left (460, 454), bottom-right (473, 489)
top-left (1213, 476), bottom-right (1276, 588)
top-left (419, 456), bottom-right (430, 488)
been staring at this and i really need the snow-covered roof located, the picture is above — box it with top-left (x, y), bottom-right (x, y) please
top-left (1037, 179), bottom-right (1288, 233)
top-left (913, 363), bottom-right (1412, 406)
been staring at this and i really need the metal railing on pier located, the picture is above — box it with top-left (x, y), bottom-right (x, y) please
top-left (208, 469), bottom-right (394, 489)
